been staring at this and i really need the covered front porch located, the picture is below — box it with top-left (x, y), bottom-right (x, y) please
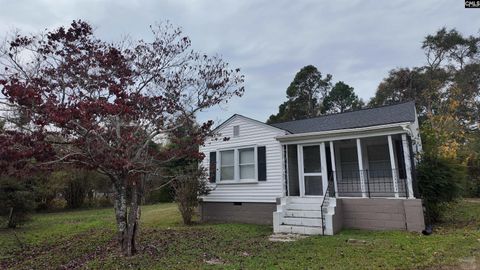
top-left (281, 133), bottom-right (416, 199)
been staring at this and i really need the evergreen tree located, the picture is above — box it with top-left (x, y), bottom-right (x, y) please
top-left (267, 65), bottom-right (332, 124)
top-left (322, 81), bottom-right (362, 113)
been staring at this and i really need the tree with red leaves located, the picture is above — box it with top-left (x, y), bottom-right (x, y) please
top-left (0, 21), bottom-right (244, 255)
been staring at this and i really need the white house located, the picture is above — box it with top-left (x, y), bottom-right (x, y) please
top-left (199, 102), bottom-right (425, 235)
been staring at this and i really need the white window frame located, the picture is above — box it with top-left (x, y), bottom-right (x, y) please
top-left (219, 149), bottom-right (235, 181)
top-left (216, 145), bottom-right (258, 184)
top-left (239, 148), bottom-right (255, 180)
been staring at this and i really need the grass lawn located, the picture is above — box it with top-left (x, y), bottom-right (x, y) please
top-left (0, 200), bottom-right (479, 269)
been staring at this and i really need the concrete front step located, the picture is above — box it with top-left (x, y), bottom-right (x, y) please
top-left (288, 197), bottom-right (323, 204)
top-left (276, 224), bottom-right (324, 235)
top-left (281, 217), bottom-right (323, 227)
top-left (286, 203), bottom-right (323, 211)
top-left (284, 210), bottom-right (322, 218)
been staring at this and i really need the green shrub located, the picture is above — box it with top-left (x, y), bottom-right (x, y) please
top-left (417, 156), bottom-right (466, 223)
top-left (84, 195), bottom-right (113, 208)
top-left (145, 184), bottom-right (174, 204)
top-left (172, 164), bottom-right (210, 225)
top-left (0, 177), bottom-right (36, 228)
top-left (465, 155), bottom-right (480, 197)
top-left (49, 169), bottom-right (110, 209)
top-left (64, 177), bottom-right (86, 209)
top-left (48, 198), bottom-right (68, 210)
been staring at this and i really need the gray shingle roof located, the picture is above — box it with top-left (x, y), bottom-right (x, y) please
top-left (269, 102), bottom-right (416, 134)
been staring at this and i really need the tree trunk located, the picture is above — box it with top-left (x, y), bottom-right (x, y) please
top-left (113, 182), bottom-right (129, 255)
top-left (126, 181), bottom-right (141, 256)
top-left (7, 207), bottom-right (16, 228)
top-left (112, 179), bottom-right (142, 256)
top-left (180, 206), bottom-right (193, 225)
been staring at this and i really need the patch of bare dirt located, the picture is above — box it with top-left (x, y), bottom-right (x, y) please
top-left (465, 198), bottom-right (480, 204)
top-left (424, 257), bottom-right (479, 270)
top-left (268, 233), bottom-right (308, 242)
top-left (0, 228), bottom-right (116, 270)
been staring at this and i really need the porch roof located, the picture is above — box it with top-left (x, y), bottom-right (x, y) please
top-left (270, 102), bottom-right (416, 134)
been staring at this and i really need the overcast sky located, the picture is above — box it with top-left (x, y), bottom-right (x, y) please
top-left (0, 0), bottom-right (479, 125)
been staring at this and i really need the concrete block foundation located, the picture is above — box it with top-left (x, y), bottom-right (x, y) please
top-left (200, 198), bottom-right (425, 233)
top-left (339, 198), bottom-right (425, 232)
top-left (199, 202), bottom-right (276, 225)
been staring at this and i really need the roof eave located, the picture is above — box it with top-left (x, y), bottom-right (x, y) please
top-left (275, 122), bottom-right (412, 142)
top-left (211, 114), bottom-right (289, 134)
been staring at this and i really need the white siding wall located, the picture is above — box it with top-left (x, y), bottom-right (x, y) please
top-left (200, 115), bottom-right (287, 203)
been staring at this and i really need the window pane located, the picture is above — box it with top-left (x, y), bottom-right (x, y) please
top-left (305, 176), bottom-right (323, 195)
top-left (303, 146), bottom-right (321, 173)
top-left (221, 166), bottom-right (234, 180)
top-left (220, 150), bottom-right (234, 166)
top-left (240, 164), bottom-right (255, 179)
top-left (239, 148), bottom-right (254, 164)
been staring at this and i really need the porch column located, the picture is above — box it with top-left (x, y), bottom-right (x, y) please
top-left (356, 138), bottom-right (367, 198)
top-left (320, 143), bottom-right (328, 196)
top-left (402, 134), bottom-right (415, 199)
top-left (387, 136), bottom-right (400, 198)
top-left (283, 145), bottom-right (289, 197)
top-left (297, 145), bottom-right (304, 196)
top-left (329, 141), bottom-right (338, 197)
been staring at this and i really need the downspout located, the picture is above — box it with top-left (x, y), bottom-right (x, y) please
top-left (401, 124), bottom-right (420, 197)
top-left (400, 124), bottom-right (412, 136)
top-left (402, 125), bottom-right (432, 235)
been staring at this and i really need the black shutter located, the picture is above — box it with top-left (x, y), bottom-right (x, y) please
top-left (209, 152), bottom-right (216, 183)
top-left (257, 146), bottom-right (267, 181)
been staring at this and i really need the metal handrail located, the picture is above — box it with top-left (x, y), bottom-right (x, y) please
top-left (320, 181), bottom-right (333, 235)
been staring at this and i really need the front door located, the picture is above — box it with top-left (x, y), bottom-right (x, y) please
top-left (299, 143), bottom-right (327, 196)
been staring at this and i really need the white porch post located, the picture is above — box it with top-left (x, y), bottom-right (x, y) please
top-left (356, 138), bottom-right (367, 197)
top-left (283, 145), bottom-right (289, 197)
top-left (329, 141), bottom-right (338, 197)
top-left (402, 134), bottom-right (415, 199)
top-left (297, 145), bottom-right (304, 197)
top-left (387, 136), bottom-right (400, 198)
top-left (320, 142), bottom-right (328, 196)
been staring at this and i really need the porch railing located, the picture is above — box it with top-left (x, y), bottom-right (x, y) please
top-left (333, 169), bottom-right (409, 198)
